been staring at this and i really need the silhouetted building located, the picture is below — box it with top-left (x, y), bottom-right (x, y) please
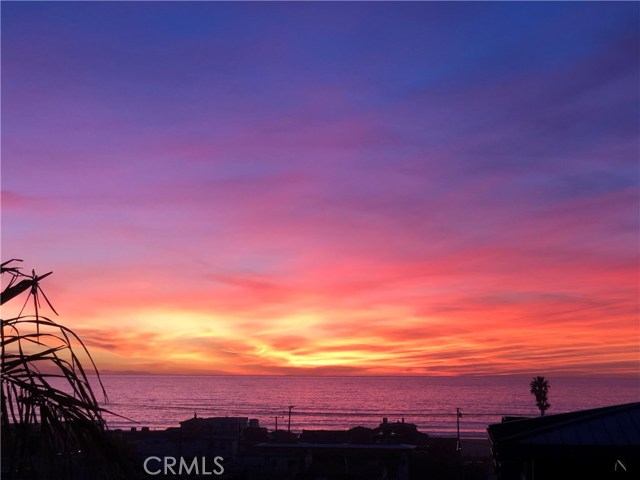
top-left (115, 415), bottom-right (490, 479)
top-left (488, 402), bottom-right (640, 480)
top-left (374, 418), bottom-right (430, 445)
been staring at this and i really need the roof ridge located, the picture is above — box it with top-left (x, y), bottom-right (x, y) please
top-left (489, 402), bottom-right (640, 443)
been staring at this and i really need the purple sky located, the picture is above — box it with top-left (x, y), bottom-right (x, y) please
top-left (2, 2), bottom-right (639, 375)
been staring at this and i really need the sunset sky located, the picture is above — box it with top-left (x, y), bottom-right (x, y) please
top-left (2, 2), bottom-right (638, 376)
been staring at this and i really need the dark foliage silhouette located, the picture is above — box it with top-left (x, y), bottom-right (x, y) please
top-left (1, 259), bottom-right (128, 479)
top-left (529, 375), bottom-right (550, 416)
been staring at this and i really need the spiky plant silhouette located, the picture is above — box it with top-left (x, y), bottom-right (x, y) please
top-left (1, 259), bottom-right (128, 479)
top-left (529, 375), bottom-right (550, 417)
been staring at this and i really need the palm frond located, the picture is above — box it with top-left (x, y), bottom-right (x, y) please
top-left (1, 260), bottom-right (132, 479)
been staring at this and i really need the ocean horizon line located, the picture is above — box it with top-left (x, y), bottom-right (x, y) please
top-left (93, 372), bottom-right (640, 379)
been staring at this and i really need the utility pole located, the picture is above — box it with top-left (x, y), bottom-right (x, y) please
top-left (456, 408), bottom-right (462, 452)
top-left (273, 415), bottom-right (282, 432)
top-left (287, 405), bottom-right (295, 433)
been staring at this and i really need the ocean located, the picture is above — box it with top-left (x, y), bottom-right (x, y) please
top-left (89, 375), bottom-right (640, 439)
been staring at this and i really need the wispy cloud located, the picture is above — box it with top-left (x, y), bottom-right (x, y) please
top-left (2, 1), bottom-right (638, 375)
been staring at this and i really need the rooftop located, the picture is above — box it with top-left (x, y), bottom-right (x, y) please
top-left (488, 401), bottom-right (640, 447)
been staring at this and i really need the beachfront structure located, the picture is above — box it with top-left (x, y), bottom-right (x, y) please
top-left (117, 415), bottom-right (493, 478)
top-left (487, 402), bottom-right (640, 480)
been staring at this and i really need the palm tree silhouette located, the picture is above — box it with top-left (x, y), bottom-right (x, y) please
top-left (1, 259), bottom-right (130, 478)
top-left (530, 376), bottom-right (550, 416)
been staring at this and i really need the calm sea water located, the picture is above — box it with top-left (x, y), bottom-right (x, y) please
top-left (88, 375), bottom-right (639, 439)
